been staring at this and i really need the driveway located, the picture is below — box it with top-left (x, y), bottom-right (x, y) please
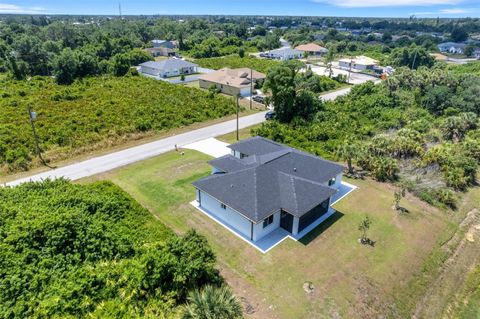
top-left (183, 138), bottom-right (230, 158)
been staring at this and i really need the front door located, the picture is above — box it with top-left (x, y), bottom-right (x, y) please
top-left (280, 210), bottom-right (294, 233)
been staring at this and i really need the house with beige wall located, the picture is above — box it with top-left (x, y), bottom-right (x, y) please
top-left (199, 68), bottom-right (266, 97)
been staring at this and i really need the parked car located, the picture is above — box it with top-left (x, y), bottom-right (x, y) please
top-left (252, 95), bottom-right (265, 104)
top-left (265, 110), bottom-right (276, 120)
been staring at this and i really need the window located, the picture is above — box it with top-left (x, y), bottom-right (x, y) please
top-left (240, 153), bottom-right (248, 159)
top-left (328, 177), bottom-right (336, 186)
top-left (220, 203), bottom-right (226, 210)
top-left (263, 215), bottom-right (274, 228)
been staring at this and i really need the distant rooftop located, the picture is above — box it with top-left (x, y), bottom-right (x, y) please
top-left (139, 59), bottom-right (197, 70)
top-left (199, 68), bottom-right (266, 88)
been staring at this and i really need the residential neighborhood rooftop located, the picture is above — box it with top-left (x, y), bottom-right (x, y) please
top-left (199, 68), bottom-right (265, 89)
top-left (139, 59), bottom-right (198, 70)
top-left (193, 136), bottom-right (343, 222)
top-left (295, 43), bottom-right (328, 52)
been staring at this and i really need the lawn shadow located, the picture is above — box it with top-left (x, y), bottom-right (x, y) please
top-left (299, 211), bottom-right (344, 245)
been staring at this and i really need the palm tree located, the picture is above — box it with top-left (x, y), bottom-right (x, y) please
top-left (182, 285), bottom-right (243, 319)
top-left (324, 50), bottom-right (335, 78)
top-left (336, 141), bottom-right (358, 174)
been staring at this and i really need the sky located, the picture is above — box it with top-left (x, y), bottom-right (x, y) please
top-left (0, 0), bottom-right (479, 18)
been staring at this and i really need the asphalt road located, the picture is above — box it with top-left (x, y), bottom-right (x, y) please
top-left (6, 86), bottom-right (360, 186)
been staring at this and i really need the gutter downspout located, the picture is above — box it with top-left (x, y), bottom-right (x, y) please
top-left (250, 222), bottom-right (254, 241)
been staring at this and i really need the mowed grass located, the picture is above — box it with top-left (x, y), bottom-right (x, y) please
top-left (81, 149), bottom-right (455, 318)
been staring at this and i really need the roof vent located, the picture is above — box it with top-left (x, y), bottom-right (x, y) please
top-left (293, 167), bottom-right (297, 172)
top-left (230, 184), bottom-right (234, 188)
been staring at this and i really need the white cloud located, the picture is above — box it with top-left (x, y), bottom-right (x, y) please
top-left (412, 7), bottom-right (471, 15)
top-left (313, 0), bottom-right (460, 7)
top-left (439, 8), bottom-right (467, 13)
top-left (0, 3), bottom-right (45, 14)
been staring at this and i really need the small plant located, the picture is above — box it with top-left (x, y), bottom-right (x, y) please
top-left (358, 215), bottom-right (373, 246)
top-left (180, 73), bottom-right (186, 81)
top-left (393, 187), bottom-right (406, 212)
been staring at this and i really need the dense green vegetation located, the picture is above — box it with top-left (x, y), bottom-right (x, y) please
top-left (257, 66), bottom-right (479, 208)
top-left (0, 16), bottom-right (281, 84)
top-left (448, 61), bottom-right (480, 76)
top-left (0, 74), bottom-right (236, 173)
top-left (194, 56), bottom-right (280, 74)
top-left (0, 179), bottom-right (226, 318)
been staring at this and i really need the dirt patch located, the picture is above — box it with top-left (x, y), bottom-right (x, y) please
top-left (219, 265), bottom-right (280, 319)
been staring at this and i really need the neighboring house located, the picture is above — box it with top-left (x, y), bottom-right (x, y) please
top-left (338, 56), bottom-right (378, 71)
top-left (437, 42), bottom-right (466, 55)
top-left (295, 43), bottom-right (329, 57)
top-left (144, 47), bottom-right (176, 57)
top-left (264, 47), bottom-right (304, 60)
top-left (151, 39), bottom-right (176, 49)
top-left (192, 137), bottom-right (343, 242)
top-left (199, 68), bottom-right (266, 97)
top-left (138, 59), bottom-right (198, 78)
top-left (474, 48), bottom-right (480, 59)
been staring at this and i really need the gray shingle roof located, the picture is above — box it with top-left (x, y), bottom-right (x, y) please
top-left (139, 59), bottom-right (197, 70)
top-left (193, 137), bottom-right (343, 223)
top-left (227, 136), bottom-right (285, 156)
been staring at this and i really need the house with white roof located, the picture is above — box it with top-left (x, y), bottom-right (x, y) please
top-left (437, 42), bottom-right (466, 55)
top-left (139, 59), bottom-right (198, 78)
top-left (264, 47), bottom-right (304, 60)
top-left (338, 56), bottom-right (378, 71)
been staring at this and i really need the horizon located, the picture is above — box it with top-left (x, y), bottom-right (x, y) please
top-left (0, 0), bottom-right (479, 18)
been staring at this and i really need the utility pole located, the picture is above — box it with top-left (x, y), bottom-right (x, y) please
top-left (28, 105), bottom-right (48, 167)
top-left (118, 2), bottom-right (122, 19)
top-left (250, 67), bottom-right (253, 110)
top-left (411, 49), bottom-right (418, 70)
top-left (347, 56), bottom-right (353, 84)
top-left (236, 95), bottom-right (240, 141)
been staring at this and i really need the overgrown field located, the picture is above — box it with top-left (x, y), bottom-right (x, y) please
top-left (0, 74), bottom-right (237, 173)
top-left (0, 179), bottom-right (222, 318)
top-left (193, 56), bottom-right (280, 74)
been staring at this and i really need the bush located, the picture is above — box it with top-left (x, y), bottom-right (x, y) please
top-left (0, 179), bottom-right (221, 318)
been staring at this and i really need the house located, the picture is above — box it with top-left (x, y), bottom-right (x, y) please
top-left (338, 56), bottom-right (378, 71)
top-left (192, 136), bottom-right (343, 242)
top-left (474, 48), bottom-right (480, 59)
top-left (264, 47), bottom-right (304, 60)
top-left (199, 68), bottom-right (266, 97)
top-left (138, 59), bottom-right (198, 78)
top-left (437, 42), bottom-right (466, 55)
top-left (144, 47), bottom-right (176, 58)
top-left (295, 43), bottom-right (329, 57)
top-left (151, 39), bottom-right (176, 49)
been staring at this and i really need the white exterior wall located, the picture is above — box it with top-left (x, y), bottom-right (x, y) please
top-left (198, 190), bottom-right (252, 239)
top-left (292, 216), bottom-right (300, 236)
top-left (333, 173), bottom-right (343, 189)
top-left (140, 65), bottom-right (161, 76)
top-left (239, 86), bottom-right (251, 97)
top-left (252, 211), bottom-right (281, 241)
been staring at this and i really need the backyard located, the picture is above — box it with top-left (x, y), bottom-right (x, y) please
top-left (81, 142), bottom-right (470, 318)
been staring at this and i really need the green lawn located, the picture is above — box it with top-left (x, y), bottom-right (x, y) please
top-left (81, 148), bottom-right (456, 318)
